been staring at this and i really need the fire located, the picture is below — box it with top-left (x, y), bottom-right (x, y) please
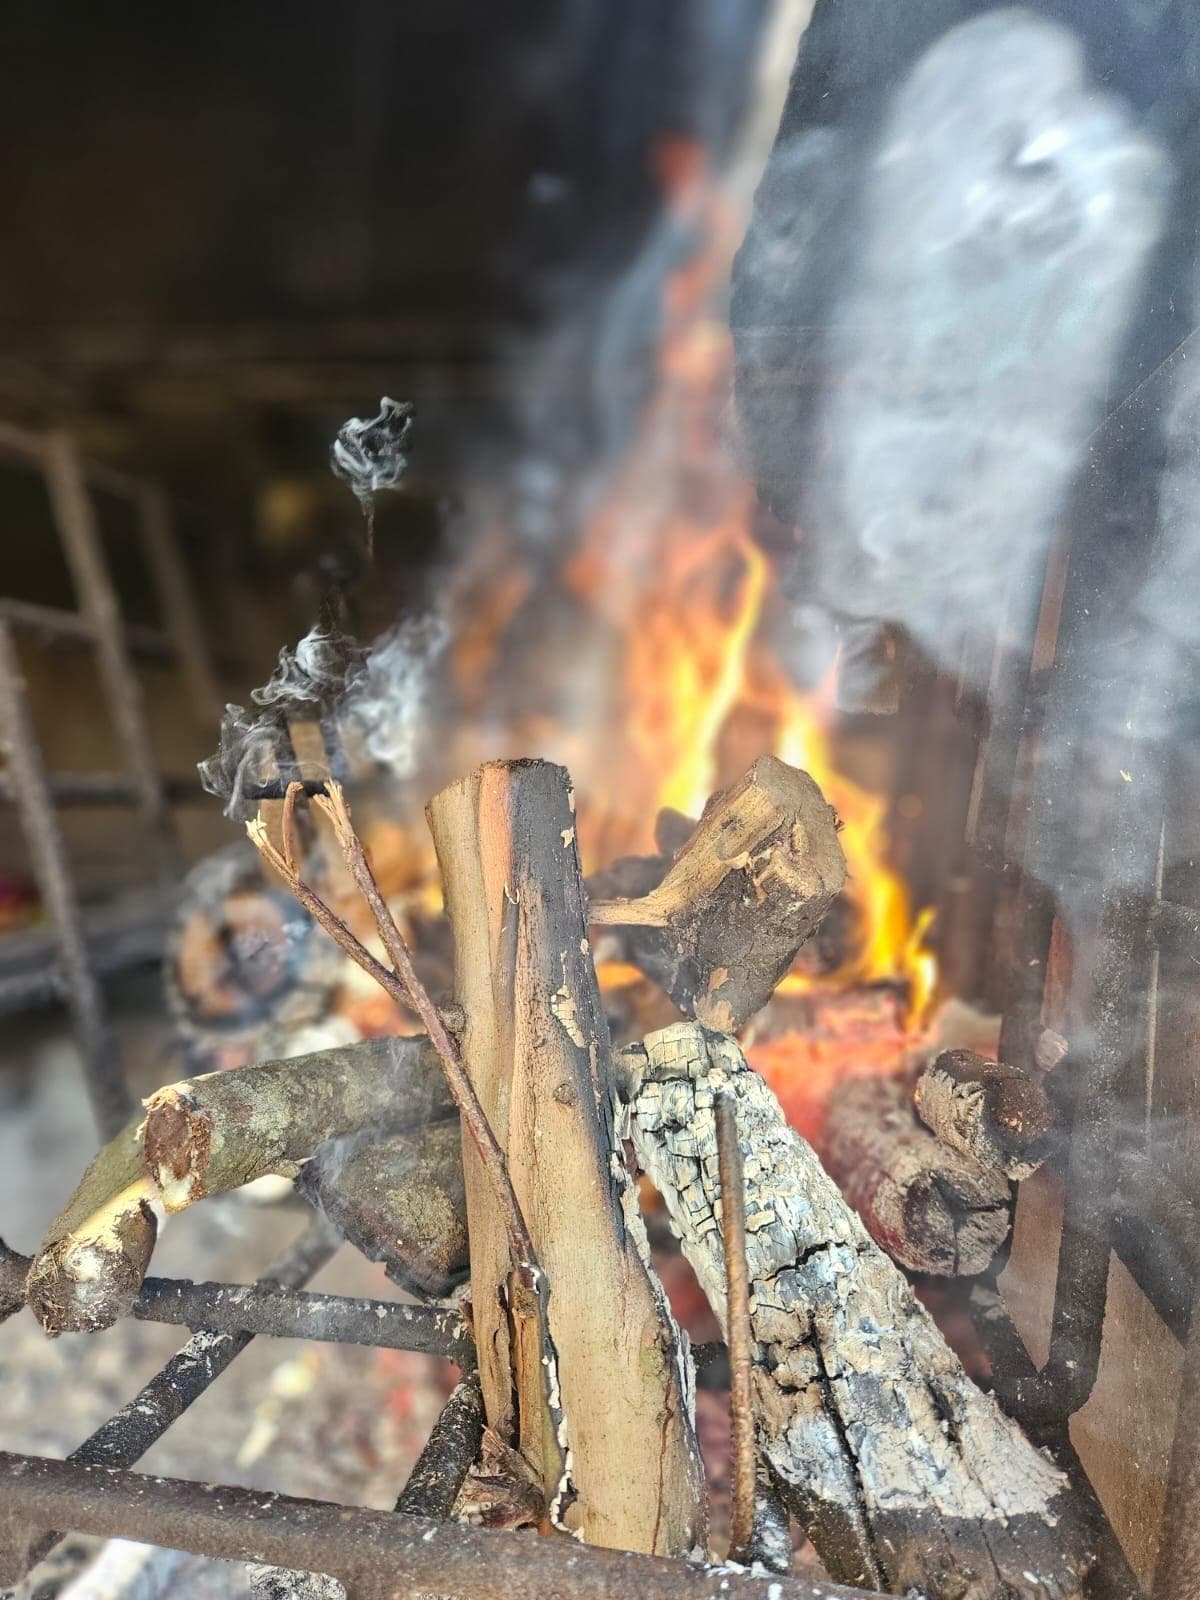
top-left (338, 139), bottom-right (937, 1064)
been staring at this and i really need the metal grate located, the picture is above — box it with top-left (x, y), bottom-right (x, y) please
top-left (0, 422), bottom-right (218, 1135)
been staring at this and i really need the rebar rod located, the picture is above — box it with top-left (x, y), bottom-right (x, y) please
top-left (15, 1218), bottom-right (340, 1582)
top-left (0, 1453), bottom-right (886, 1600)
top-left (132, 1275), bottom-right (473, 1364)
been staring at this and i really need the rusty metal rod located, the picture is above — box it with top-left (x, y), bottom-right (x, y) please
top-left (0, 770), bottom-right (204, 807)
top-left (43, 431), bottom-right (180, 884)
top-left (15, 1219), bottom-right (340, 1582)
top-left (715, 1093), bottom-right (755, 1564)
top-left (0, 1453), bottom-right (886, 1600)
top-left (131, 1274), bottom-right (474, 1365)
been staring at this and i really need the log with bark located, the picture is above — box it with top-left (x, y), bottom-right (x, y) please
top-left (26, 1035), bottom-right (449, 1332)
top-left (588, 756), bottom-right (846, 1031)
top-left (818, 1074), bottom-right (1012, 1277)
top-left (297, 1118), bottom-right (468, 1299)
top-left (617, 1022), bottom-right (1092, 1600)
top-left (427, 758), bottom-right (706, 1555)
top-left (915, 1049), bottom-right (1056, 1180)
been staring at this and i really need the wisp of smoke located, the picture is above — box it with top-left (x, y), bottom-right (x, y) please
top-left (199, 614), bottom-right (447, 820)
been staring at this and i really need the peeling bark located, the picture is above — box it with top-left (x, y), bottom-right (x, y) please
top-left (589, 757), bottom-right (846, 1031)
top-left (427, 759), bottom-right (706, 1556)
top-left (619, 1023), bottom-right (1091, 1600)
top-left (819, 1075), bottom-right (1012, 1276)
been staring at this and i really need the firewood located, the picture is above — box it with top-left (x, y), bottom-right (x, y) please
top-left (818, 1075), bottom-right (1012, 1277)
top-left (915, 1049), bottom-right (1056, 1181)
top-left (26, 1035), bottom-right (448, 1333)
top-left (589, 756), bottom-right (846, 1031)
top-left (427, 759), bottom-right (706, 1555)
top-left (618, 1023), bottom-right (1092, 1600)
top-left (298, 1118), bottom-right (468, 1300)
top-left (23, 1123), bottom-right (158, 1335)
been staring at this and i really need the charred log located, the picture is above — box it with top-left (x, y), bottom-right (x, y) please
top-left (589, 756), bottom-right (846, 1031)
top-left (298, 1118), bottom-right (468, 1300)
top-left (619, 1023), bottom-right (1091, 1600)
top-left (818, 1075), bottom-right (1012, 1276)
top-left (915, 1049), bottom-right (1056, 1180)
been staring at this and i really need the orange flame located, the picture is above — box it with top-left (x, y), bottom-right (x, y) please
top-left (348, 139), bottom-right (937, 1053)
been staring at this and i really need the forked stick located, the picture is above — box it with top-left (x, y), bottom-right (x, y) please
top-left (247, 782), bottom-right (536, 1271)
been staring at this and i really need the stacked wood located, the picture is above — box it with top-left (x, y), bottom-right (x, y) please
top-left (589, 756), bottom-right (846, 1031)
top-left (818, 1075), bottom-right (1012, 1276)
top-left (915, 1049), bottom-right (1056, 1180)
top-left (25, 1035), bottom-right (449, 1332)
top-left (427, 759), bottom-right (706, 1554)
top-left (298, 1119), bottom-right (468, 1299)
top-left (619, 1022), bottom-right (1092, 1600)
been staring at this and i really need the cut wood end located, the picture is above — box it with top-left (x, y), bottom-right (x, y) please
top-left (25, 1179), bottom-right (157, 1334)
top-left (141, 1086), bottom-right (213, 1211)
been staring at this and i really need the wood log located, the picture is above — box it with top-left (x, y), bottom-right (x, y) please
top-left (298, 1118), bottom-right (468, 1299)
top-left (23, 1123), bottom-right (157, 1335)
top-left (619, 1023), bottom-right (1092, 1600)
top-left (589, 756), bottom-right (846, 1031)
top-left (26, 1035), bottom-right (448, 1333)
top-left (818, 1075), bottom-right (1012, 1276)
top-left (427, 758), bottom-right (705, 1555)
top-left (915, 1049), bottom-right (1056, 1180)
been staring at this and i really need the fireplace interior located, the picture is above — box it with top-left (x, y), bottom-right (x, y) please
top-left (1, 4), bottom-right (1198, 1599)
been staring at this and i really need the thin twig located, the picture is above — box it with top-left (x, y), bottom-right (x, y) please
top-left (247, 784), bottom-right (537, 1272)
top-left (716, 1092), bottom-right (756, 1564)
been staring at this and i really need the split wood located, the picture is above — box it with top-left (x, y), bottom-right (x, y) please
top-left (819, 1074), bottom-right (1012, 1276)
top-left (589, 756), bottom-right (846, 1031)
top-left (427, 759), bottom-right (705, 1554)
top-left (25, 1035), bottom-right (445, 1333)
top-left (618, 1023), bottom-right (1092, 1600)
top-left (915, 1048), bottom-right (1056, 1180)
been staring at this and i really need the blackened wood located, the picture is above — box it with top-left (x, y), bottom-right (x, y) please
top-left (621, 1024), bottom-right (1091, 1600)
top-left (819, 1074), bottom-right (1011, 1276)
top-left (916, 1049), bottom-right (1056, 1179)
top-left (589, 756), bottom-right (846, 1031)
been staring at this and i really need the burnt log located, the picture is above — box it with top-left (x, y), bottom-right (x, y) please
top-left (298, 1119), bottom-right (468, 1300)
top-left (915, 1049), bottom-right (1056, 1180)
top-left (589, 756), bottom-right (846, 1031)
top-left (619, 1023), bottom-right (1092, 1600)
top-left (818, 1074), bottom-right (1012, 1276)
top-left (427, 758), bottom-right (706, 1554)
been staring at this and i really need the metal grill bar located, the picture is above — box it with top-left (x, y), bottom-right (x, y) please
top-left (42, 431), bottom-right (181, 885)
top-left (129, 1276), bottom-right (473, 1364)
top-left (0, 618), bottom-right (132, 1136)
top-left (0, 770), bottom-right (205, 806)
top-left (0, 1453), bottom-right (884, 1600)
top-left (15, 1218), bottom-right (341, 1582)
